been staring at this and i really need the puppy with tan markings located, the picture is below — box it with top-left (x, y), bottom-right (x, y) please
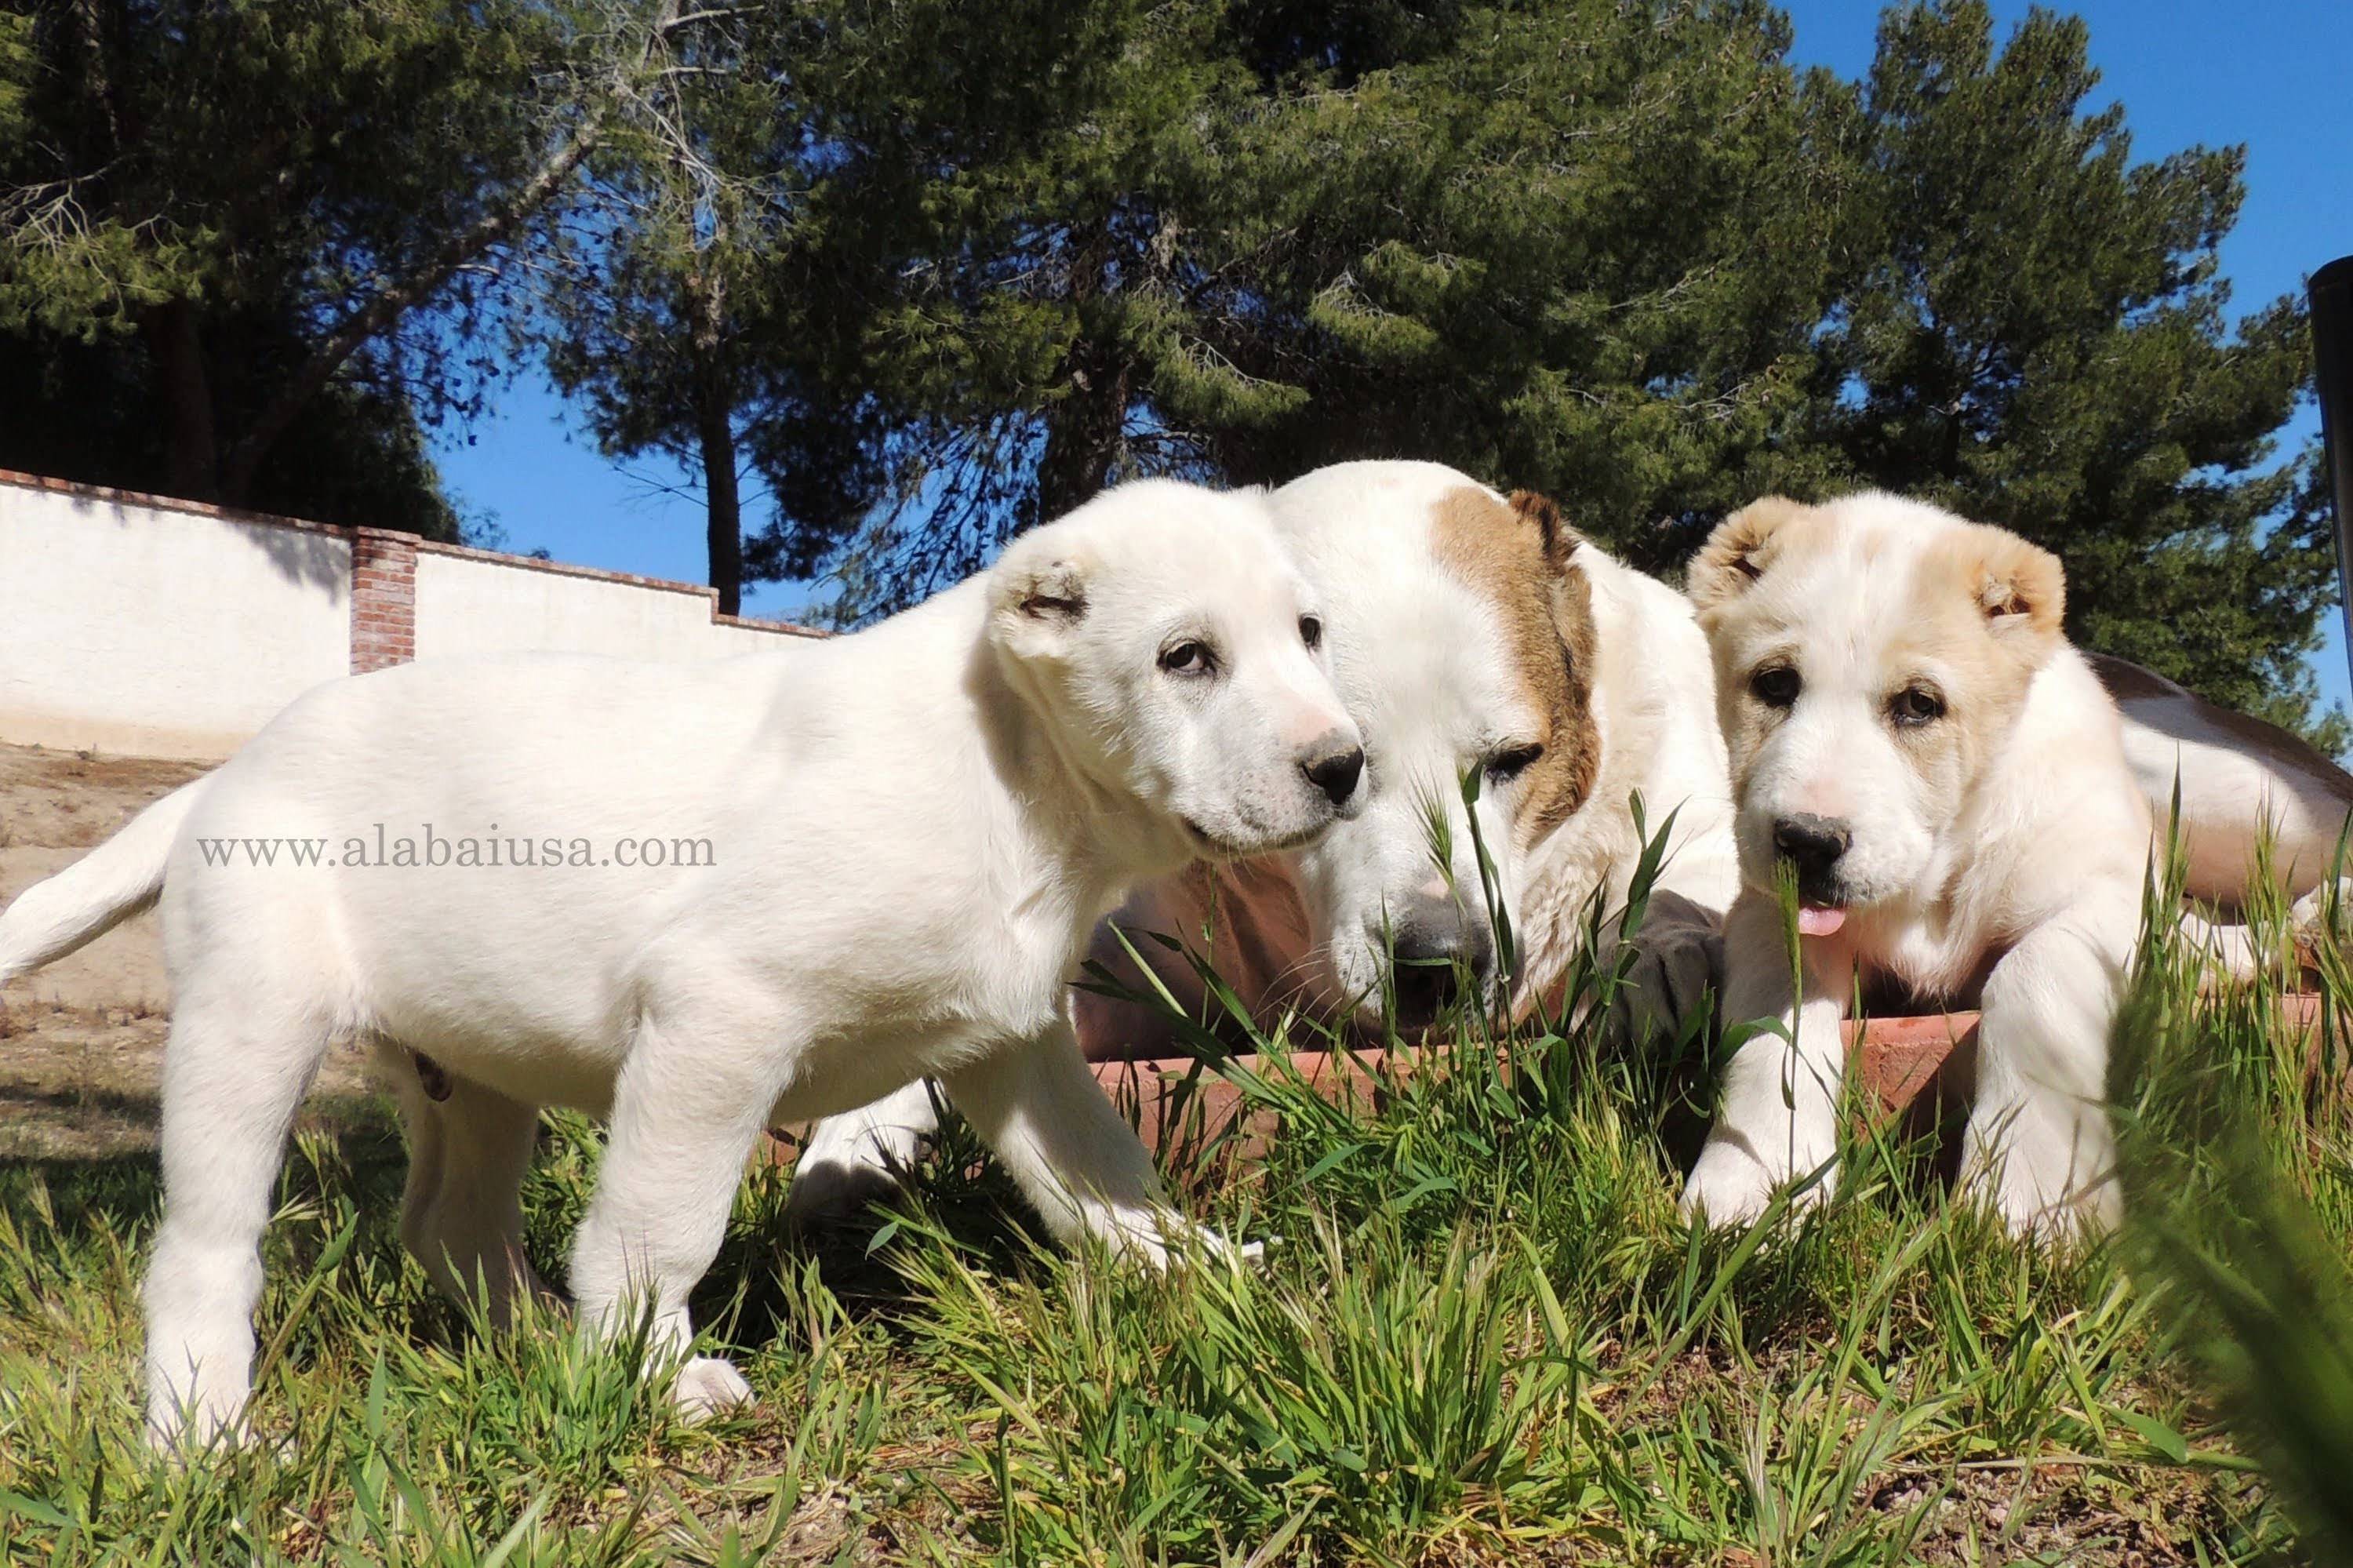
top-left (1682, 492), bottom-right (2148, 1236)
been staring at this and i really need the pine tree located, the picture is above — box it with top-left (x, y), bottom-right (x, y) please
top-left (780, 0), bottom-right (2334, 737)
top-left (536, 5), bottom-right (829, 615)
top-left (0, 0), bottom-right (697, 529)
top-left (1189, 0), bottom-right (1852, 567)
top-left (793, 0), bottom-right (1846, 620)
top-left (1821, 2), bottom-right (2332, 739)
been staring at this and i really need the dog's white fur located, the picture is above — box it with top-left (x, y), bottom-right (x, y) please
top-left (0, 478), bottom-right (1366, 1446)
top-left (1682, 492), bottom-right (2152, 1235)
top-left (2093, 652), bottom-right (2353, 972)
top-left (789, 461), bottom-right (1742, 1213)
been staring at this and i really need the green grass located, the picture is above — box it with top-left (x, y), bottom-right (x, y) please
top-left (2, 842), bottom-right (2349, 1563)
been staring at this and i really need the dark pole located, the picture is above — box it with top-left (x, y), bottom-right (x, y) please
top-left (2311, 256), bottom-right (2353, 689)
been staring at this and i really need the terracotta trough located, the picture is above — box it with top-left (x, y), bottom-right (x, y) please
top-left (1080, 994), bottom-right (2335, 1158)
top-left (768, 995), bottom-right (2333, 1171)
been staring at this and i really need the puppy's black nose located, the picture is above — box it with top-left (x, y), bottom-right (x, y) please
top-left (1772, 813), bottom-right (1852, 880)
top-left (1388, 898), bottom-right (1496, 1029)
top-left (1303, 744), bottom-right (1365, 807)
top-left (1391, 948), bottom-right (1460, 1027)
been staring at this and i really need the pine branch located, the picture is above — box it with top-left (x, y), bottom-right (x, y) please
top-left (218, 0), bottom-right (689, 502)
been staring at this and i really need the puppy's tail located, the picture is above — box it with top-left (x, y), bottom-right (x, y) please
top-left (0, 777), bottom-right (206, 986)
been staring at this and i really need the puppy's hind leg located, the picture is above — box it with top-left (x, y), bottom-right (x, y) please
top-left (381, 1043), bottom-right (556, 1323)
top-left (566, 999), bottom-right (788, 1420)
top-left (143, 980), bottom-right (335, 1448)
top-left (385, 1042), bottom-right (451, 1282)
top-left (944, 1020), bottom-right (1221, 1269)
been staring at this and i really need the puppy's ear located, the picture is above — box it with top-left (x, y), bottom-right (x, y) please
top-left (1689, 497), bottom-right (1812, 610)
top-left (1966, 526), bottom-right (2066, 642)
top-left (1514, 486), bottom-right (1598, 693)
top-left (1508, 489), bottom-right (1582, 573)
top-left (988, 543), bottom-right (1091, 660)
top-left (1508, 489), bottom-right (1603, 834)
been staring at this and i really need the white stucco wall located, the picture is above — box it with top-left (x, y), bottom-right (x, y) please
top-left (0, 476), bottom-right (818, 762)
top-left (412, 548), bottom-right (816, 663)
top-left (0, 483), bottom-right (351, 759)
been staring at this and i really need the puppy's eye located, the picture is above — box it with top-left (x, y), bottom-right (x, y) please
top-left (1750, 666), bottom-right (1801, 708)
top-left (1484, 742), bottom-right (1544, 783)
top-left (1890, 686), bottom-right (1945, 727)
top-left (1299, 614), bottom-right (1323, 651)
top-left (1158, 639), bottom-right (1217, 677)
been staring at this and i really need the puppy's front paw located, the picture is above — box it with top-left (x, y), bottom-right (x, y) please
top-left (671, 1355), bottom-right (755, 1421)
top-left (1962, 1123), bottom-right (2121, 1242)
top-left (1176, 1223), bottom-right (1266, 1270)
top-left (786, 1102), bottom-right (937, 1230)
top-left (1091, 1213), bottom-right (1261, 1273)
top-left (1679, 1140), bottom-right (1831, 1230)
top-left (1612, 922), bottom-right (1723, 1043)
top-left (146, 1404), bottom-right (257, 1458)
top-left (1969, 1166), bottom-right (2121, 1242)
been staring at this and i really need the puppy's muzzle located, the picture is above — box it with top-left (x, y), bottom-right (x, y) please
top-left (1300, 733), bottom-right (1366, 813)
top-left (1771, 813), bottom-right (1852, 903)
top-left (1385, 892), bottom-right (1497, 1031)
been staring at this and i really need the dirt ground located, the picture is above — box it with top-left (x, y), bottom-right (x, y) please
top-left (0, 741), bottom-right (379, 1160)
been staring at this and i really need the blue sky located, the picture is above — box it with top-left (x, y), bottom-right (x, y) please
top-left (430, 0), bottom-right (2353, 703)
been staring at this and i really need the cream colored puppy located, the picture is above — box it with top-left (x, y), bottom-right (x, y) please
top-left (1681, 492), bottom-right (2147, 1236)
top-left (0, 478), bottom-right (1364, 1448)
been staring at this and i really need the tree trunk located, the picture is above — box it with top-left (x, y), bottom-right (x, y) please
top-left (1035, 331), bottom-right (1132, 526)
top-left (1033, 226), bottom-right (1129, 526)
top-left (214, 0), bottom-right (687, 503)
top-left (698, 387), bottom-right (743, 617)
top-left (684, 228), bottom-right (743, 617)
top-left (143, 300), bottom-right (219, 502)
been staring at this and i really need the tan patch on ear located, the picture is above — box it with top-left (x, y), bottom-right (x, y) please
top-left (1507, 489), bottom-right (1581, 571)
top-left (1884, 518), bottom-right (2071, 799)
top-left (1689, 497), bottom-right (1819, 613)
top-left (1431, 486), bottom-right (1601, 846)
top-left (987, 547), bottom-right (1093, 662)
top-left (1913, 522), bottom-right (2066, 649)
top-left (1958, 526), bottom-right (2064, 638)
top-left (1005, 558), bottom-right (1088, 622)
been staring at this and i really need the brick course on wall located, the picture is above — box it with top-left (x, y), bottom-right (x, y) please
top-left (350, 529), bottom-right (420, 673)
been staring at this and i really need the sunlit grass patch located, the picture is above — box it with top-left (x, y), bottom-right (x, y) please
top-left (0, 811), bottom-right (2347, 1562)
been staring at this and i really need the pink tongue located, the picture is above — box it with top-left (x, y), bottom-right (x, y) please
top-left (1796, 905), bottom-right (1847, 937)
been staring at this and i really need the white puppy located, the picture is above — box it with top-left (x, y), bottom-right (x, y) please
top-left (0, 478), bottom-right (1364, 1446)
top-left (1680, 493), bottom-right (2148, 1236)
top-left (790, 461), bottom-right (1741, 1215)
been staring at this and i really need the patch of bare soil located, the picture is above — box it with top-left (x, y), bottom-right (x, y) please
top-left (1888, 1461), bottom-right (2247, 1566)
top-left (0, 741), bottom-right (378, 1159)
